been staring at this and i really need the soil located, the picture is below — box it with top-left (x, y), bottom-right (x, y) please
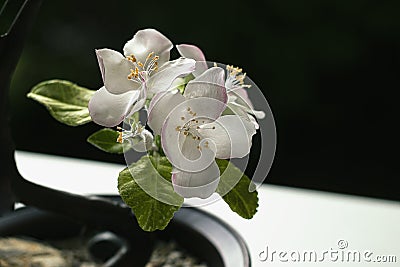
top-left (0, 237), bottom-right (208, 267)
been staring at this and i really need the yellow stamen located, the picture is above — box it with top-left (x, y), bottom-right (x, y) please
top-left (117, 132), bottom-right (123, 143)
top-left (127, 54), bottom-right (136, 62)
top-left (147, 52), bottom-right (154, 59)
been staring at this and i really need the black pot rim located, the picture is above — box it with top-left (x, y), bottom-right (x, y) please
top-left (0, 195), bottom-right (251, 267)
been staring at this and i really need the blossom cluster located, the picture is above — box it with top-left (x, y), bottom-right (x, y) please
top-left (88, 29), bottom-right (264, 199)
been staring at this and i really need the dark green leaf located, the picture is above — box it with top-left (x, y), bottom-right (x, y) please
top-left (118, 155), bottom-right (183, 231)
top-left (27, 80), bottom-right (95, 126)
top-left (216, 159), bottom-right (258, 219)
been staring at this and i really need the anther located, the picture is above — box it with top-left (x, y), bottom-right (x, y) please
top-left (127, 54), bottom-right (136, 62)
top-left (117, 132), bottom-right (123, 144)
top-left (147, 52), bottom-right (154, 59)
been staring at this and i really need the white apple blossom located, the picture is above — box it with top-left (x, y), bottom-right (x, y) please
top-left (148, 67), bottom-right (256, 199)
top-left (88, 29), bottom-right (195, 127)
top-left (176, 44), bottom-right (265, 127)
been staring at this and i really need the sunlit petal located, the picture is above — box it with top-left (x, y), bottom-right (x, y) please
top-left (88, 87), bottom-right (139, 127)
top-left (198, 115), bottom-right (256, 159)
top-left (176, 44), bottom-right (208, 77)
top-left (148, 57), bottom-right (195, 96)
top-left (123, 28), bottom-right (173, 66)
top-left (148, 91), bottom-right (185, 135)
top-left (172, 161), bottom-right (220, 199)
top-left (161, 97), bottom-right (219, 172)
top-left (96, 49), bottom-right (139, 94)
top-left (184, 67), bottom-right (227, 104)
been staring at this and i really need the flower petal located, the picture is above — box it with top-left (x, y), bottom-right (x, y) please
top-left (197, 115), bottom-right (256, 159)
top-left (176, 44), bottom-right (208, 77)
top-left (172, 160), bottom-right (220, 199)
top-left (227, 102), bottom-right (260, 130)
top-left (148, 91), bottom-right (185, 135)
top-left (229, 88), bottom-right (265, 119)
top-left (184, 67), bottom-right (227, 117)
top-left (161, 97), bottom-right (221, 172)
top-left (147, 57), bottom-right (195, 96)
top-left (229, 101), bottom-right (265, 120)
top-left (125, 85), bottom-right (147, 118)
top-left (96, 49), bottom-right (139, 94)
top-left (88, 86), bottom-right (139, 127)
top-left (123, 28), bottom-right (173, 66)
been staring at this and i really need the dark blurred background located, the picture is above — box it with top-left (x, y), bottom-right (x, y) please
top-left (4, 0), bottom-right (399, 200)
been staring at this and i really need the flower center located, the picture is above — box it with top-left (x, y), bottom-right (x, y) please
top-left (174, 107), bottom-right (216, 150)
top-left (117, 123), bottom-right (145, 144)
top-left (126, 52), bottom-right (159, 83)
top-left (225, 65), bottom-right (251, 91)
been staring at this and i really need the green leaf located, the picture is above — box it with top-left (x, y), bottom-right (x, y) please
top-left (87, 128), bottom-right (129, 154)
top-left (118, 155), bottom-right (183, 231)
top-left (176, 73), bottom-right (195, 93)
top-left (27, 80), bottom-right (95, 126)
top-left (216, 159), bottom-right (258, 219)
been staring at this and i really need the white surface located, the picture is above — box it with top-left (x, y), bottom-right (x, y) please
top-left (15, 151), bottom-right (400, 267)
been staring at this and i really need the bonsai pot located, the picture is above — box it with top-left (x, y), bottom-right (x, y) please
top-left (0, 196), bottom-right (251, 267)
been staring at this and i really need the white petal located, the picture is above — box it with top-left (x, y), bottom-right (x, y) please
top-left (229, 88), bottom-right (265, 119)
top-left (184, 67), bottom-right (227, 116)
top-left (148, 91), bottom-right (185, 135)
top-left (176, 44), bottom-right (208, 77)
top-left (96, 49), bottom-right (139, 94)
top-left (248, 114), bottom-right (260, 130)
top-left (147, 58), bottom-right (195, 96)
top-left (197, 115), bottom-right (256, 159)
top-left (125, 85), bottom-right (147, 118)
top-left (229, 88), bottom-right (253, 108)
top-left (161, 97), bottom-right (221, 172)
top-left (178, 135), bottom-right (216, 172)
top-left (229, 101), bottom-right (265, 120)
top-left (123, 28), bottom-right (173, 66)
top-left (180, 135), bottom-right (201, 160)
top-left (172, 161), bottom-right (220, 199)
top-left (88, 87), bottom-right (139, 127)
top-left (227, 102), bottom-right (260, 130)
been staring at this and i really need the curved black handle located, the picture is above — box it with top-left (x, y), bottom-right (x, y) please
top-left (0, 0), bottom-right (43, 216)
